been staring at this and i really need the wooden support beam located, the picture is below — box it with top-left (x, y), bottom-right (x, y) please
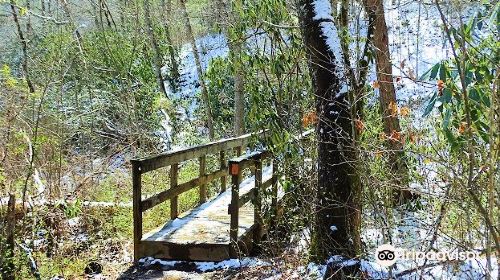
top-left (199, 155), bottom-right (207, 204)
top-left (220, 151), bottom-right (226, 193)
top-left (254, 160), bottom-right (263, 245)
top-left (132, 161), bottom-right (143, 262)
top-left (238, 188), bottom-right (255, 207)
top-left (229, 165), bottom-right (241, 258)
top-left (170, 163), bottom-right (179, 219)
top-left (271, 161), bottom-right (278, 227)
top-left (141, 169), bottom-right (226, 212)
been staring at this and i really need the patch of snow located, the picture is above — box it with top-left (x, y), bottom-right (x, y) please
top-left (310, 0), bottom-right (348, 98)
top-left (138, 257), bottom-right (269, 272)
top-left (327, 255), bottom-right (359, 267)
top-left (306, 262), bottom-right (326, 279)
top-left (312, 0), bottom-right (334, 21)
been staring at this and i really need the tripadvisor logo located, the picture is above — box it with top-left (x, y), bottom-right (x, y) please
top-left (375, 244), bottom-right (398, 267)
top-left (374, 244), bottom-right (480, 267)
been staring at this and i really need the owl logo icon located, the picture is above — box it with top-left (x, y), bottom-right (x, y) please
top-left (375, 244), bottom-right (398, 267)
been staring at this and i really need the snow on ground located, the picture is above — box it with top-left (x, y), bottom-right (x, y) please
top-left (302, 257), bottom-right (499, 279)
top-left (138, 256), bottom-right (270, 273)
top-left (386, 1), bottom-right (478, 104)
top-left (168, 33), bottom-right (229, 115)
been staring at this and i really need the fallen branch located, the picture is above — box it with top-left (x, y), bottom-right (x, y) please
top-left (395, 259), bottom-right (461, 278)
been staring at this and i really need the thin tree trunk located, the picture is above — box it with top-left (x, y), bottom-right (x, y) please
top-left (161, 0), bottom-right (180, 89)
top-left (60, 0), bottom-right (85, 57)
top-left (2, 194), bottom-right (16, 280)
top-left (364, 0), bottom-right (408, 197)
top-left (216, 0), bottom-right (245, 136)
top-left (41, 0), bottom-right (46, 16)
top-left (10, 0), bottom-right (35, 93)
top-left (338, 0), bottom-right (348, 27)
top-left (143, 0), bottom-right (168, 98)
top-left (300, 0), bottom-right (361, 271)
top-left (331, 0), bottom-right (338, 19)
top-left (486, 68), bottom-right (499, 280)
top-left (40, 0), bottom-right (47, 30)
top-left (179, 0), bottom-right (214, 139)
top-left (26, 0), bottom-right (33, 36)
top-left (232, 40), bottom-right (245, 136)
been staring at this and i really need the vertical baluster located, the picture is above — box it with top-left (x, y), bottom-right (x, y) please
top-left (199, 155), bottom-right (207, 203)
top-left (271, 159), bottom-right (278, 227)
top-left (220, 150), bottom-right (226, 193)
top-left (254, 156), bottom-right (263, 245)
top-left (132, 161), bottom-right (142, 262)
top-left (235, 146), bottom-right (242, 157)
top-left (229, 161), bottom-right (241, 258)
top-left (170, 163), bottom-right (179, 219)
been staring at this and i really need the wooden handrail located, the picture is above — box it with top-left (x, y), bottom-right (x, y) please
top-left (131, 132), bottom-right (257, 173)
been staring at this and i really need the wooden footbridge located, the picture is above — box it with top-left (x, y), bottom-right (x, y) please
top-left (131, 131), bottom-right (312, 262)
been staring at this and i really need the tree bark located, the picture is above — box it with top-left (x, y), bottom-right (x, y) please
top-left (215, 0), bottom-right (245, 136)
top-left (179, 0), bottom-right (214, 139)
top-left (1, 194), bottom-right (16, 280)
top-left (300, 0), bottom-right (361, 268)
top-left (10, 0), bottom-right (35, 93)
top-left (232, 36), bottom-right (245, 136)
top-left (59, 0), bottom-right (85, 57)
top-left (143, 0), bottom-right (168, 98)
top-left (364, 0), bottom-right (408, 195)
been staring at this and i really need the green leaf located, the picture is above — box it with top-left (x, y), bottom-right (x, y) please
top-left (442, 88), bottom-right (452, 104)
top-left (444, 128), bottom-right (457, 148)
top-left (442, 109), bottom-right (451, 129)
top-left (475, 120), bottom-right (490, 142)
top-left (469, 87), bottom-right (481, 104)
top-left (439, 62), bottom-right (448, 80)
top-left (421, 62), bottom-right (440, 80)
top-left (423, 92), bottom-right (437, 117)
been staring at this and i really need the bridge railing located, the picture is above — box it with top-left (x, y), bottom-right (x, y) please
top-left (130, 132), bottom-right (260, 261)
top-left (227, 150), bottom-right (276, 258)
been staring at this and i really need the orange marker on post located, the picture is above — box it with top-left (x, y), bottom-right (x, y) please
top-left (230, 163), bottom-right (239, 175)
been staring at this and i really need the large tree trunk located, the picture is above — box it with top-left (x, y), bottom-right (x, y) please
top-left (300, 0), bottom-right (361, 269)
top-left (179, 0), bottom-right (214, 139)
top-left (364, 0), bottom-right (408, 195)
top-left (143, 0), bottom-right (168, 98)
top-left (215, 0), bottom-right (245, 136)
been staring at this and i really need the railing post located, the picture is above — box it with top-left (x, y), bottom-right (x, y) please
top-left (271, 159), bottom-right (278, 227)
top-left (229, 161), bottom-right (241, 258)
top-left (254, 157), bottom-right (263, 245)
top-left (132, 161), bottom-right (143, 262)
top-left (170, 163), bottom-right (179, 219)
top-left (220, 151), bottom-right (226, 193)
top-left (199, 155), bottom-right (207, 203)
